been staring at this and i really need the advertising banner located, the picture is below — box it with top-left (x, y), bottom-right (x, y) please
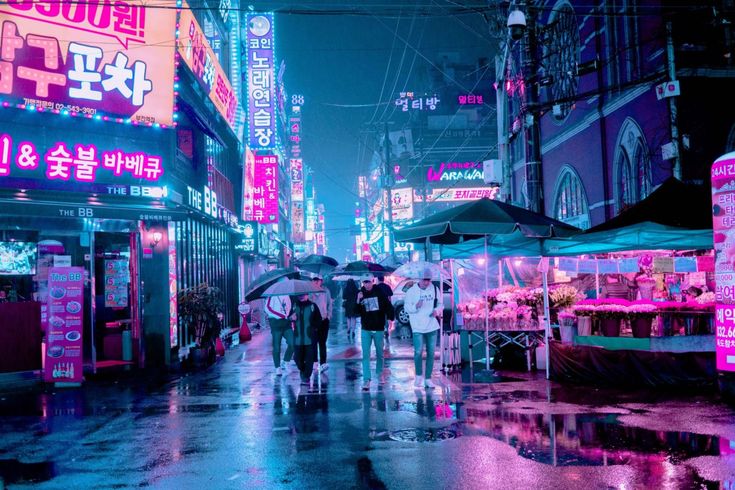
top-left (178, 2), bottom-right (237, 131)
top-left (292, 201), bottom-right (304, 242)
top-left (44, 267), bottom-right (84, 383)
top-left (0, 124), bottom-right (165, 191)
top-left (104, 259), bottom-right (129, 307)
top-left (414, 186), bottom-right (499, 202)
top-left (242, 146), bottom-right (256, 220)
top-left (253, 154), bottom-right (278, 223)
top-left (391, 187), bottom-right (414, 221)
top-left (0, 0), bottom-right (176, 125)
top-left (290, 158), bottom-right (303, 201)
top-left (245, 13), bottom-right (276, 150)
top-left (712, 151), bottom-right (735, 371)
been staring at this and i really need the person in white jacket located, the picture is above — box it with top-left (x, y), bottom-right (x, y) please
top-left (403, 267), bottom-right (442, 389)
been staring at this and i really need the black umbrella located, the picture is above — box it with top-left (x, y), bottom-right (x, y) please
top-left (295, 254), bottom-right (339, 276)
top-left (244, 268), bottom-right (301, 302)
top-left (330, 260), bottom-right (391, 278)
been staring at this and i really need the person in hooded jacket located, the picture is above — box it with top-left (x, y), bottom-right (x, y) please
top-left (356, 275), bottom-right (394, 390)
top-left (290, 293), bottom-right (323, 385)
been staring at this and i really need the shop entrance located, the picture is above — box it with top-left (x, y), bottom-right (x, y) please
top-left (93, 232), bottom-right (140, 370)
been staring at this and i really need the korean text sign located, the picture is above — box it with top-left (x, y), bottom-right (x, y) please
top-left (178, 2), bottom-right (237, 131)
top-left (0, 0), bottom-right (176, 125)
top-left (245, 14), bottom-right (276, 150)
top-left (712, 151), bottom-right (735, 371)
top-left (253, 154), bottom-right (278, 223)
top-left (44, 267), bottom-right (84, 383)
top-left (0, 125), bottom-right (164, 187)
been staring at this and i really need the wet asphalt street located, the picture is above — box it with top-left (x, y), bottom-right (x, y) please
top-left (2, 322), bottom-right (735, 489)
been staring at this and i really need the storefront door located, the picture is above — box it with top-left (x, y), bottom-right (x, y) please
top-left (93, 232), bottom-right (140, 369)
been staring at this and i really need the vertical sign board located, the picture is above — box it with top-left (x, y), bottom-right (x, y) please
top-left (245, 13), bottom-right (276, 150)
top-left (167, 222), bottom-right (178, 348)
top-left (242, 146), bottom-right (256, 220)
top-left (0, 0), bottom-right (176, 125)
top-left (44, 267), bottom-right (84, 383)
top-left (253, 154), bottom-right (278, 223)
top-left (712, 151), bottom-right (735, 372)
top-left (178, 1), bottom-right (237, 131)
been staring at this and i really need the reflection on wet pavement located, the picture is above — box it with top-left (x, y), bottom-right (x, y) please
top-left (0, 327), bottom-right (734, 489)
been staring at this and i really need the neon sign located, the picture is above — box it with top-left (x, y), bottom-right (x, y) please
top-left (394, 92), bottom-right (439, 112)
top-left (253, 154), bottom-right (278, 223)
top-left (0, 134), bottom-right (163, 182)
top-left (246, 13), bottom-right (276, 150)
top-left (458, 94), bottom-right (485, 105)
top-left (427, 162), bottom-right (483, 182)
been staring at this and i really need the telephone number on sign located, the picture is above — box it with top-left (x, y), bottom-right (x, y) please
top-left (54, 104), bottom-right (97, 116)
top-left (717, 326), bottom-right (735, 338)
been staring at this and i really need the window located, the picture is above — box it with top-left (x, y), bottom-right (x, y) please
top-left (613, 118), bottom-right (651, 213)
top-left (553, 166), bottom-right (590, 229)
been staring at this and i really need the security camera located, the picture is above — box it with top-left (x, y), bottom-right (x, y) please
top-left (507, 9), bottom-right (527, 41)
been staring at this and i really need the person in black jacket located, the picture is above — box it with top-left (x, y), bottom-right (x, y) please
top-left (290, 294), bottom-right (323, 385)
top-left (356, 275), bottom-right (394, 390)
top-left (375, 275), bottom-right (394, 342)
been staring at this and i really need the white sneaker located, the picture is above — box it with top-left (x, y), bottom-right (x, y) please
top-left (319, 363), bottom-right (329, 373)
top-left (275, 367), bottom-right (283, 376)
top-left (414, 375), bottom-right (424, 388)
top-left (424, 378), bottom-right (436, 389)
top-left (362, 380), bottom-right (371, 391)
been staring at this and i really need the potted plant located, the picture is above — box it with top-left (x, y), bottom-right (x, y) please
top-left (177, 283), bottom-right (224, 368)
top-left (558, 310), bottom-right (577, 343)
top-left (573, 302), bottom-right (597, 336)
top-left (594, 303), bottom-right (628, 337)
top-left (627, 303), bottom-right (657, 338)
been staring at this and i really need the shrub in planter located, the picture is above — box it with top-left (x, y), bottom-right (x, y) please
top-left (178, 283), bottom-right (224, 367)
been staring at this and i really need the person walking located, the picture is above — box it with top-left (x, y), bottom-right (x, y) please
top-left (309, 275), bottom-right (333, 373)
top-left (265, 294), bottom-right (293, 376)
top-left (404, 267), bottom-right (441, 389)
top-left (374, 275), bottom-right (394, 344)
top-left (290, 293), bottom-right (323, 386)
top-left (343, 279), bottom-right (359, 341)
top-left (356, 274), bottom-right (394, 391)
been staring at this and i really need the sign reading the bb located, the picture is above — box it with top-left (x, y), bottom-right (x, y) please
top-left (252, 154), bottom-right (278, 223)
top-left (0, 0), bottom-right (177, 125)
top-left (178, 1), bottom-right (237, 131)
top-left (245, 13), bottom-right (276, 150)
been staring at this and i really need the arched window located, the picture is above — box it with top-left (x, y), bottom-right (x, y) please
top-left (553, 166), bottom-right (590, 229)
top-left (613, 118), bottom-right (651, 213)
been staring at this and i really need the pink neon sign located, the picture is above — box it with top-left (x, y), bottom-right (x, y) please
top-left (458, 94), bottom-right (484, 105)
top-left (0, 134), bottom-right (163, 182)
top-left (427, 162), bottom-right (483, 182)
top-left (252, 154), bottom-right (278, 223)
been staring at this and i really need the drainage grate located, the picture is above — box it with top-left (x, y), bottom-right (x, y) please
top-left (388, 427), bottom-right (459, 443)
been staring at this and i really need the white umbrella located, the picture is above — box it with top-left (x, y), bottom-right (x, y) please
top-left (260, 279), bottom-right (324, 298)
top-left (393, 261), bottom-right (448, 280)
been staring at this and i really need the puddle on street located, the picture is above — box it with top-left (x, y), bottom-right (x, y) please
top-left (0, 459), bottom-right (56, 485)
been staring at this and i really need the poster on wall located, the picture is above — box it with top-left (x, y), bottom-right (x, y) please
top-left (252, 154), bottom-right (278, 223)
top-left (712, 151), bottom-right (735, 372)
top-left (104, 260), bottom-right (129, 308)
top-left (0, 0), bottom-right (177, 125)
top-left (44, 267), bottom-right (84, 383)
top-left (178, 1), bottom-right (237, 131)
top-left (245, 13), bottom-right (276, 150)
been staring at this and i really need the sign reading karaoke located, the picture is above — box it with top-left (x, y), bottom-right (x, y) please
top-left (712, 151), bottom-right (735, 372)
top-left (252, 154), bottom-right (278, 223)
top-left (0, 0), bottom-right (177, 125)
top-left (245, 13), bottom-right (276, 150)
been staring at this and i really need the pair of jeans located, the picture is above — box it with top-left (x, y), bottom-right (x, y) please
top-left (413, 330), bottom-right (438, 378)
top-left (311, 318), bottom-right (330, 365)
top-left (293, 344), bottom-right (315, 381)
top-left (361, 330), bottom-right (384, 381)
top-left (270, 318), bottom-right (294, 368)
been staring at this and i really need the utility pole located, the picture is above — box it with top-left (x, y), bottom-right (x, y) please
top-left (523, 5), bottom-right (544, 214)
top-left (666, 21), bottom-right (682, 180)
top-left (384, 122), bottom-right (395, 255)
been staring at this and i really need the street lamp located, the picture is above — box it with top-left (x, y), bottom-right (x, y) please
top-left (507, 9), bottom-right (527, 41)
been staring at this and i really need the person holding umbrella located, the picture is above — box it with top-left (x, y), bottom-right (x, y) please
top-left (309, 275), bottom-right (333, 372)
top-left (404, 266), bottom-right (441, 389)
top-left (356, 274), bottom-right (394, 390)
top-left (290, 293), bottom-right (323, 386)
top-left (265, 294), bottom-right (293, 376)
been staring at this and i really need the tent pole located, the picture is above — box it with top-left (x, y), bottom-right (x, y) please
top-left (542, 258), bottom-right (551, 380)
top-left (498, 259), bottom-right (503, 287)
top-left (484, 235), bottom-right (490, 371)
top-left (595, 260), bottom-right (600, 298)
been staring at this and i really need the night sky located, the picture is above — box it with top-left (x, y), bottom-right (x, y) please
top-left (273, 1), bottom-right (496, 259)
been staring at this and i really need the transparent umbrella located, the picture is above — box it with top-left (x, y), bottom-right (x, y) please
top-left (260, 279), bottom-right (325, 298)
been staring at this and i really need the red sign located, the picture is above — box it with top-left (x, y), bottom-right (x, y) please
top-left (253, 154), bottom-right (278, 223)
top-left (44, 267), bottom-right (84, 383)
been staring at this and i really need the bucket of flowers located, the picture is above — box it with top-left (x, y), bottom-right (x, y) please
top-left (558, 310), bottom-right (577, 343)
top-left (627, 302), bottom-right (657, 338)
top-left (593, 300), bottom-right (629, 337)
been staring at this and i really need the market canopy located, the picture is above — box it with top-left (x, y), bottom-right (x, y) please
top-left (543, 178), bottom-right (713, 255)
top-left (393, 197), bottom-right (580, 245)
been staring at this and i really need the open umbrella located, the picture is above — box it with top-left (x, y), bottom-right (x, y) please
top-left (393, 261), bottom-right (448, 281)
top-left (260, 279), bottom-right (325, 298)
top-left (244, 268), bottom-right (301, 302)
top-left (330, 260), bottom-right (390, 277)
top-left (295, 254), bottom-right (339, 276)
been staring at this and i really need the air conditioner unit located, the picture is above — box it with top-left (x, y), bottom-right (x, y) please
top-left (483, 159), bottom-right (503, 185)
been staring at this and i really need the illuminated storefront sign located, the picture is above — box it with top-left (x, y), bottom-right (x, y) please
top-left (167, 222), bottom-right (178, 348)
top-left (245, 13), bottom-right (276, 150)
top-left (415, 187), bottom-right (499, 202)
top-left (458, 94), bottom-right (485, 105)
top-left (0, 133), bottom-right (163, 184)
top-left (0, 0), bottom-right (176, 126)
top-left (187, 185), bottom-right (218, 218)
top-left (394, 92), bottom-right (439, 112)
top-left (178, 1), bottom-right (237, 131)
top-left (290, 158), bottom-right (304, 201)
top-left (391, 187), bottom-right (414, 221)
top-left (242, 146), bottom-right (255, 220)
top-left (427, 162), bottom-right (483, 182)
top-left (253, 154), bottom-right (278, 223)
